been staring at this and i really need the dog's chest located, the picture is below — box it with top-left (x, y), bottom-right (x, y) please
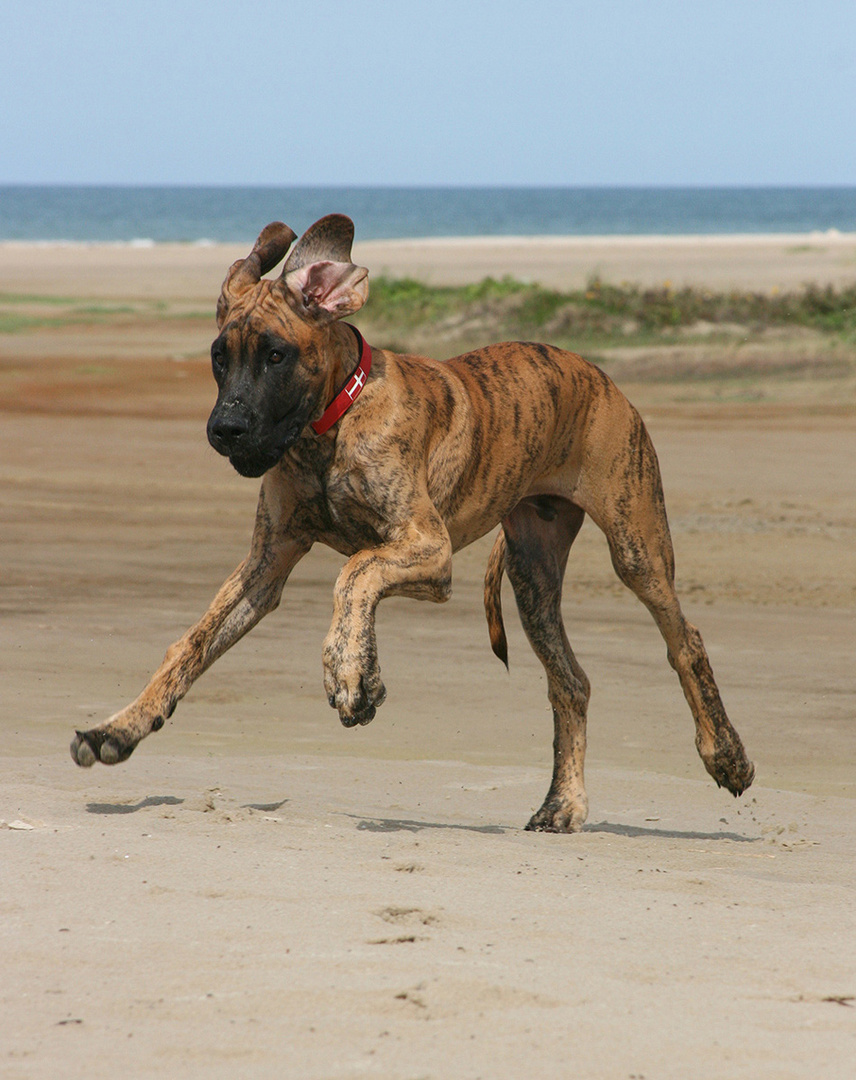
top-left (279, 446), bottom-right (386, 554)
top-left (319, 466), bottom-right (388, 551)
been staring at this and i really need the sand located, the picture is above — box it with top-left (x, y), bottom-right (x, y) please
top-left (1, 238), bottom-right (854, 1078)
top-left (3, 231), bottom-right (856, 300)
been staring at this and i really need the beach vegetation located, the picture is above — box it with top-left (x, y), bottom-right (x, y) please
top-left (354, 277), bottom-right (856, 403)
top-left (0, 312), bottom-right (73, 333)
top-left (362, 275), bottom-right (856, 345)
top-left (2, 279), bottom-right (853, 344)
top-left (1, 280), bottom-right (853, 407)
top-left (0, 292), bottom-right (78, 306)
top-left (0, 293), bottom-right (213, 334)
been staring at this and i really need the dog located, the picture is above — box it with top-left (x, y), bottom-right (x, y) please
top-left (70, 214), bottom-right (754, 831)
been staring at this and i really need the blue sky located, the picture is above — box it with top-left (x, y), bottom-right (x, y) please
top-left (3, 0), bottom-right (855, 186)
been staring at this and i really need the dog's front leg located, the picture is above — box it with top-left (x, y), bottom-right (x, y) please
top-left (71, 486), bottom-right (311, 766)
top-left (323, 512), bottom-right (452, 727)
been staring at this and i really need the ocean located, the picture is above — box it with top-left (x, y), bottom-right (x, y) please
top-left (1, 185), bottom-right (855, 244)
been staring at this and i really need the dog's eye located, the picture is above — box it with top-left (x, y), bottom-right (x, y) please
top-left (211, 348), bottom-right (226, 370)
top-left (263, 343), bottom-right (297, 368)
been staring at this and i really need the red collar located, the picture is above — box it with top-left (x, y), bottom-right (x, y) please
top-left (311, 325), bottom-right (372, 436)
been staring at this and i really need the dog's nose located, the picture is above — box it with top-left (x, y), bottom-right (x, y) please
top-left (207, 413), bottom-right (250, 453)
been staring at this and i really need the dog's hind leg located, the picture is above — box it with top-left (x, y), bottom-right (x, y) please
top-left (582, 409), bottom-right (754, 796)
top-left (501, 496), bottom-right (592, 832)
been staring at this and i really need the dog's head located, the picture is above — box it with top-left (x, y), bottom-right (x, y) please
top-left (207, 214), bottom-right (369, 477)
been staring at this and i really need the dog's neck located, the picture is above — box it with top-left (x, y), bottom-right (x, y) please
top-left (312, 323), bottom-right (371, 436)
top-left (330, 318), bottom-right (362, 377)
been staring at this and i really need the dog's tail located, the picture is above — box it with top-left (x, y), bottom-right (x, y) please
top-left (484, 529), bottom-right (509, 669)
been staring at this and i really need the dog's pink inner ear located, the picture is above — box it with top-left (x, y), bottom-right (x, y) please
top-left (285, 260), bottom-right (368, 321)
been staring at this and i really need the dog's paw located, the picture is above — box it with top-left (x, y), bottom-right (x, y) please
top-left (334, 674), bottom-right (387, 728)
top-left (525, 795), bottom-right (588, 834)
top-left (69, 705), bottom-right (167, 767)
top-left (70, 725), bottom-right (137, 767)
top-left (696, 728), bottom-right (755, 797)
top-left (323, 643), bottom-right (387, 728)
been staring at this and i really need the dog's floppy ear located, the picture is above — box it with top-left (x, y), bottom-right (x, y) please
top-left (278, 214), bottom-right (369, 324)
top-left (217, 221), bottom-right (297, 326)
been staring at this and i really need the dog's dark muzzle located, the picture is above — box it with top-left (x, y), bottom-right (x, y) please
top-left (207, 403), bottom-right (305, 478)
top-left (207, 404), bottom-right (254, 456)
top-left (207, 405), bottom-right (264, 476)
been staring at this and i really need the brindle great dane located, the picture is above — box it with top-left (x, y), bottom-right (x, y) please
top-left (70, 214), bottom-right (754, 831)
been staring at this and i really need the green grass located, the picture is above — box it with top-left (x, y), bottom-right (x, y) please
top-left (0, 293), bottom-right (213, 334)
top-left (0, 292), bottom-right (77, 306)
top-left (71, 304), bottom-right (137, 316)
top-left (364, 275), bottom-right (856, 341)
top-left (0, 308), bottom-right (138, 333)
top-left (2, 278), bottom-right (854, 352)
top-left (0, 313), bottom-right (73, 333)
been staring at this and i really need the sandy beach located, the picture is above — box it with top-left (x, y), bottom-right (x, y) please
top-left (1, 237), bottom-right (854, 1078)
top-left (3, 231), bottom-right (856, 299)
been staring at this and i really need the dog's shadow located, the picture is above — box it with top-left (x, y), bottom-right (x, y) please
top-left (83, 802), bottom-right (756, 844)
top-left (85, 796), bottom-right (288, 815)
top-left (353, 815), bottom-right (507, 835)
top-left (353, 814), bottom-right (757, 843)
top-left (86, 795), bottom-right (185, 815)
top-left (584, 820), bottom-right (759, 843)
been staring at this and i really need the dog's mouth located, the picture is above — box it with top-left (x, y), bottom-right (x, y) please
top-left (211, 411), bottom-right (308, 478)
top-left (227, 451), bottom-right (280, 479)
